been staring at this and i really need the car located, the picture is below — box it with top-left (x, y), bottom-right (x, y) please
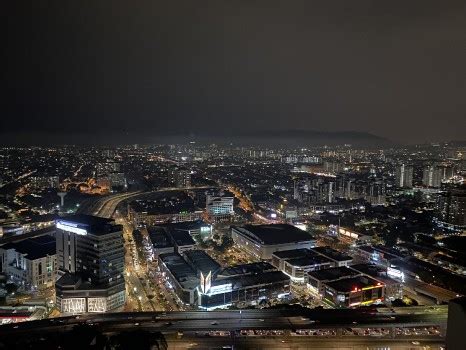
top-left (411, 341), bottom-right (420, 345)
top-left (211, 321), bottom-right (218, 325)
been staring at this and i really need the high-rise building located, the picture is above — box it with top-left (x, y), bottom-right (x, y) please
top-left (55, 215), bottom-right (125, 314)
top-left (175, 169), bottom-right (191, 188)
top-left (422, 165), bottom-right (442, 188)
top-left (109, 172), bottom-right (127, 189)
top-left (323, 160), bottom-right (343, 174)
top-left (435, 187), bottom-right (466, 232)
top-left (395, 164), bottom-right (413, 188)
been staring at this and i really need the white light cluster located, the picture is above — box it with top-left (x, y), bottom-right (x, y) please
top-left (56, 221), bottom-right (87, 235)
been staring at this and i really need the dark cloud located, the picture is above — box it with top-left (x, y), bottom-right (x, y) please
top-left (4, 1), bottom-right (466, 144)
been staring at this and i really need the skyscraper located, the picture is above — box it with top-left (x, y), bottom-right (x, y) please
top-left (175, 169), bottom-right (191, 188)
top-left (435, 187), bottom-right (466, 232)
top-left (422, 165), bottom-right (442, 188)
top-left (55, 215), bottom-right (125, 314)
top-left (395, 164), bottom-right (413, 188)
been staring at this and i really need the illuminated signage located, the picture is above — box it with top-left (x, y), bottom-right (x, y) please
top-left (293, 223), bottom-right (307, 231)
top-left (339, 228), bottom-right (359, 239)
top-left (208, 283), bottom-right (232, 295)
top-left (56, 221), bottom-right (87, 236)
top-left (387, 267), bottom-right (405, 282)
top-left (200, 226), bottom-right (211, 233)
top-left (200, 271), bottom-right (212, 294)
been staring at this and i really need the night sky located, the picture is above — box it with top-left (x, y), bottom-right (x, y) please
top-left (4, 1), bottom-right (466, 145)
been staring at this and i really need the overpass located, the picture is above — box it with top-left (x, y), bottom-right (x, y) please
top-left (0, 307), bottom-right (447, 336)
top-left (77, 186), bottom-right (216, 219)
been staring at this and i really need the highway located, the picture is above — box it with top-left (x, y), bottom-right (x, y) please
top-left (77, 186), bottom-right (215, 219)
top-left (0, 307), bottom-right (447, 334)
top-left (0, 308), bottom-right (447, 349)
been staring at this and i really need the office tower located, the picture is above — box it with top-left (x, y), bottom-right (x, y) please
top-left (55, 215), bottom-right (125, 314)
top-left (422, 165), bottom-right (442, 188)
top-left (395, 164), bottom-right (413, 188)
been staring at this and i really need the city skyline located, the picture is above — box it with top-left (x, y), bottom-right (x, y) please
top-left (2, 1), bottom-right (466, 348)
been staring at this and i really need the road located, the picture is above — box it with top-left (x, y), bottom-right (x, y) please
top-left (77, 186), bottom-right (215, 219)
top-left (0, 170), bottom-right (37, 189)
top-left (0, 307), bottom-right (448, 349)
top-left (165, 336), bottom-right (444, 350)
top-left (0, 307), bottom-right (448, 332)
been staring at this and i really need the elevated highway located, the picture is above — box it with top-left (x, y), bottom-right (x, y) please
top-left (0, 307), bottom-right (447, 335)
top-left (77, 186), bottom-right (215, 219)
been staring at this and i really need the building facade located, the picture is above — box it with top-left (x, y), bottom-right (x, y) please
top-left (0, 236), bottom-right (56, 290)
top-left (55, 215), bottom-right (125, 314)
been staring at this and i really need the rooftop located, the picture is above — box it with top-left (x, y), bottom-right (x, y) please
top-left (148, 228), bottom-right (173, 249)
top-left (168, 229), bottom-right (196, 247)
top-left (272, 248), bottom-right (310, 260)
top-left (159, 253), bottom-right (199, 290)
top-left (233, 224), bottom-right (314, 245)
top-left (130, 196), bottom-right (196, 215)
top-left (325, 275), bottom-right (383, 293)
top-left (209, 270), bottom-right (290, 293)
top-left (167, 220), bottom-right (210, 232)
top-left (273, 248), bottom-right (333, 267)
top-left (308, 266), bottom-right (360, 282)
top-left (183, 250), bottom-right (221, 276)
top-left (217, 262), bottom-right (276, 278)
top-left (57, 215), bottom-right (121, 236)
top-left (1, 235), bottom-right (56, 260)
top-left (286, 255), bottom-right (331, 268)
top-left (311, 246), bottom-right (353, 262)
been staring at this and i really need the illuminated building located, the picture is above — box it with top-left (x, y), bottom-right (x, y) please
top-left (231, 224), bottom-right (316, 260)
top-left (422, 165), bottom-right (443, 188)
top-left (158, 252), bottom-right (200, 305)
top-left (0, 236), bottom-right (56, 290)
top-left (354, 245), bottom-right (402, 267)
top-left (311, 246), bottom-right (353, 267)
top-left (271, 249), bottom-right (333, 282)
top-left (323, 275), bottom-right (385, 307)
top-left (307, 266), bottom-right (360, 296)
top-left (395, 164), bottom-right (413, 188)
top-left (174, 169), bottom-right (191, 188)
top-left (108, 172), bottom-right (127, 189)
top-left (198, 262), bottom-right (290, 310)
top-left (434, 187), bottom-right (466, 232)
top-left (158, 251), bottom-right (290, 310)
top-left (350, 264), bottom-right (403, 300)
top-left (54, 215), bottom-right (125, 314)
top-left (206, 193), bottom-right (234, 222)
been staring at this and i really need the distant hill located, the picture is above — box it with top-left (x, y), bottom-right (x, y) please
top-left (169, 129), bottom-right (395, 148)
